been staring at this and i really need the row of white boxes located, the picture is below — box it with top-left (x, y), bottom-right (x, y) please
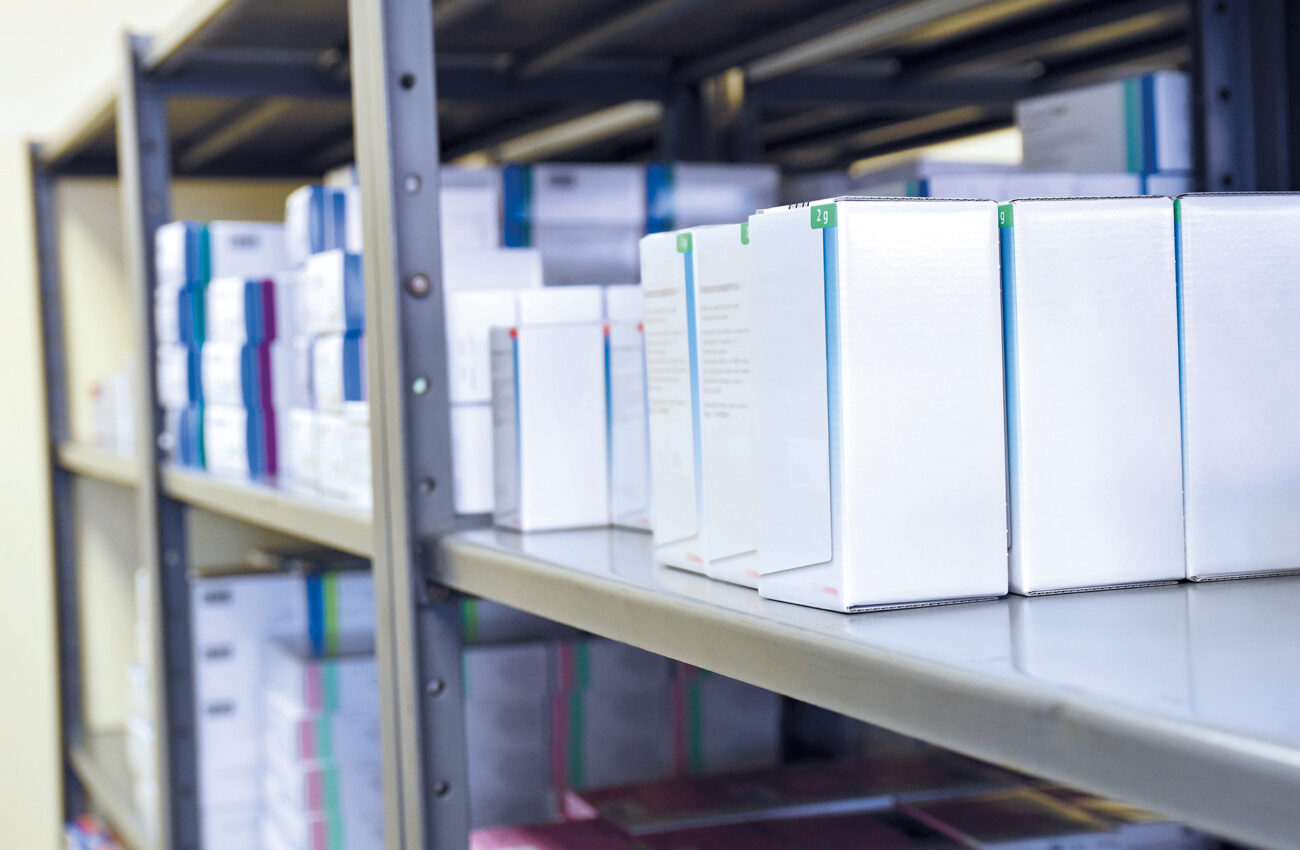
top-left (634, 192), bottom-right (1300, 612)
top-left (784, 70), bottom-right (1194, 204)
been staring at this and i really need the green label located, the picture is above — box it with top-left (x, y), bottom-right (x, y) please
top-left (1173, 198), bottom-right (1181, 224)
top-left (740, 222), bottom-right (749, 245)
top-left (676, 232), bottom-right (692, 253)
top-left (998, 204), bottom-right (1014, 228)
top-left (811, 203), bottom-right (837, 229)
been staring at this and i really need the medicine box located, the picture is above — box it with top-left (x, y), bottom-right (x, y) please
top-left (264, 637), bottom-right (380, 715)
top-left (640, 224), bottom-right (760, 586)
top-left (205, 274), bottom-right (296, 344)
top-left (607, 321), bottom-right (653, 532)
top-left (1176, 193), bottom-right (1300, 580)
top-left (285, 185), bottom-right (348, 267)
top-left (440, 164), bottom-right (502, 252)
top-left (672, 670), bottom-right (780, 776)
top-left (443, 247), bottom-right (544, 292)
top-left (749, 198), bottom-right (1007, 611)
top-left (310, 332), bottom-right (366, 412)
top-left (1000, 197), bottom-right (1184, 594)
top-left (1016, 71), bottom-right (1191, 174)
top-left (300, 250), bottom-right (364, 335)
top-left (206, 221), bottom-right (290, 280)
top-left (491, 324), bottom-right (609, 531)
top-left (263, 754), bottom-right (383, 820)
top-left (203, 405), bottom-right (275, 480)
top-left (645, 162), bottom-right (780, 232)
top-left (282, 407), bottom-right (318, 493)
top-left (604, 284), bottom-right (644, 321)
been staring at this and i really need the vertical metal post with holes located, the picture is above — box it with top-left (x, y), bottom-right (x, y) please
top-left (31, 142), bottom-right (87, 825)
top-left (118, 33), bottom-right (200, 850)
top-left (1192, 0), bottom-right (1298, 190)
top-left (348, 0), bottom-right (473, 847)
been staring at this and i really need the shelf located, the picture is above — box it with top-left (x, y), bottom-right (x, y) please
top-left (68, 730), bottom-right (152, 850)
top-left (39, 0), bottom-right (1193, 176)
top-left (57, 443), bottom-right (139, 488)
top-left (161, 468), bottom-right (372, 557)
top-left (438, 527), bottom-right (1300, 849)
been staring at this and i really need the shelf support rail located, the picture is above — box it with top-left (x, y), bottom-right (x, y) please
top-left (348, 0), bottom-right (473, 847)
top-left (30, 141), bottom-right (87, 826)
top-left (117, 33), bottom-right (200, 850)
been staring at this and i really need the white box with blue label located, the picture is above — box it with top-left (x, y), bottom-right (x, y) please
top-left (311, 332), bottom-right (366, 413)
top-left (749, 198), bottom-right (1008, 611)
top-left (1016, 71), bottom-right (1191, 174)
top-left (646, 162), bottom-right (780, 232)
top-left (490, 324), bottom-right (609, 531)
top-left (640, 224), bottom-right (760, 586)
top-left (1000, 197), bottom-right (1184, 594)
top-left (300, 250), bottom-right (364, 335)
top-left (1176, 193), bottom-right (1300, 580)
top-left (285, 185), bottom-right (349, 267)
top-left (607, 321), bottom-right (652, 532)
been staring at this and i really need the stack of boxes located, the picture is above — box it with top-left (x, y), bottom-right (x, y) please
top-left (187, 558), bottom-right (376, 850)
top-left (465, 635), bottom-right (781, 830)
top-left (154, 221), bottom-right (291, 476)
top-left (283, 185), bottom-right (369, 505)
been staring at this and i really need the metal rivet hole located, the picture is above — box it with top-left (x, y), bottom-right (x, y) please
top-left (433, 781), bottom-right (450, 797)
top-left (413, 376), bottom-right (429, 395)
top-left (400, 72), bottom-right (416, 89)
top-left (426, 678), bottom-right (445, 696)
top-left (404, 173), bottom-right (422, 194)
top-left (419, 477), bottom-right (436, 495)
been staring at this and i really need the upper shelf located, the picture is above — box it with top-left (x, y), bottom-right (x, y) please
top-left (437, 527), bottom-right (1300, 850)
top-left (57, 443), bottom-right (139, 489)
top-left (161, 468), bottom-right (372, 557)
top-left (40, 0), bottom-right (1191, 176)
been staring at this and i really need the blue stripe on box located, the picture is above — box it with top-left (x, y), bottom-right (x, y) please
top-left (822, 223), bottom-right (841, 565)
top-left (1141, 74), bottom-right (1159, 173)
top-left (307, 574), bottom-right (325, 656)
top-left (682, 247), bottom-right (705, 541)
top-left (342, 332), bottom-right (366, 403)
top-left (342, 253), bottom-right (366, 334)
top-left (502, 163), bottom-right (533, 247)
top-left (645, 162), bottom-right (674, 233)
top-left (999, 205), bottom-right (1020, 552)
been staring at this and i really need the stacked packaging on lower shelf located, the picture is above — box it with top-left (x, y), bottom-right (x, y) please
top-left (188, 556), bottom-right (375, 850)
top-left (474, 753), bottom-right (1216, 849)
top-left (465, 637), bottom-right (781, 830)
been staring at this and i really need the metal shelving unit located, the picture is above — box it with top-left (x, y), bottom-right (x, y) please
top-left (29, 0), bottom-right (1300, 849)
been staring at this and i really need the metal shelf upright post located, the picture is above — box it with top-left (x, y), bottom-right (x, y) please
top-left (116, 33), bottom-right (200, 850)
top-left (348, 1), bottom-right (474, 848)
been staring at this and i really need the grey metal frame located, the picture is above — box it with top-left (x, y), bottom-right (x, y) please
top-left (117, 34), bottom-right (200, 850)
top-left (348, 0), bottom-right (475, 847)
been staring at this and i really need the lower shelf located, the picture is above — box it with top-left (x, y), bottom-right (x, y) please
top-left (68, 730), bottom-right (152, 850)
top-left (437, 527), bottom-right (1300, 849)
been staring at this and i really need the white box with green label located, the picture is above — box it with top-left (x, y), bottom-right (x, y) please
top-left (640, 224), bottom-right (761, 587)
top-left (490, 323), bottom-right (610, 531)
top-left (1000, 197), bottom-right (1184, 595)
top-left (1177, 193), bottom-right (1300, 580)
top-left (1016, 71), bottom-right (1191, 174)
top-left (748, 198), bottom-right (1008, 611)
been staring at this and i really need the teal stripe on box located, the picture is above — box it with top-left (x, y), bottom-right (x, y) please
top-left (822, 222), bottom-right (841, 567)
top-left (999, 204), bottom-right (1020, 553)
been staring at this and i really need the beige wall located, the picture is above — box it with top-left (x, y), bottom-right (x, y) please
top-left (0, 4), bottom-right (308, 847)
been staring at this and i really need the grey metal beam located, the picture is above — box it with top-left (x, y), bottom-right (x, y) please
top-left (30, 141), bottom-right (86, 824)
top-left (898, 0), bottom-right (1184, 79)
top-left (434, 0), bottom-right (495, 33)
top-left (348, 2), bottom-right (473, 850)
top-left (175, 98), bottom-right (298, 172)
top-left (751, 68), bottom-right (1034, 107)
top-left (1038, 30), bottom-right (1188, 86)
top-left (440, 104), bottom-right (597, 161)
top-left (117, 34), bottom-right (198, 850)
top-left (514, 0), bottom-right (709, 79)
top-left (674, 0), bottom-right (902, 82)
top-left (1191, 0), bottom-right (1292, 191)
top-left (158, 57), bottom-right (352, 100)
top-left (438, 57), bottom-right (670, 104)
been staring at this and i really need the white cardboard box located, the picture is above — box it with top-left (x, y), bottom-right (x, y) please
top-left (206, 220), bottom-right (291, 279)
top-left (646, 162), bottom-right (780, 231)
top-left (491, 324), bottom-right (609, 531)
top-left (1016, 71), bottom-right (1192, 174)
top-left (1001, 197), bottom-right (1184, 594)
top-left (300, 250), bottom-right (364, 335)
top-left (283, 407), bottom-right (319, 493)
top-left (285, 186), bottom-right (348, 267)
top-left (451, 403), bottom-right (495, 514)
top-left (444, 247), bottom-right (543, 292)
top-left (1177, 193), bottom-right (1300, 579)
top-left (640, 225), bottom-right (760, 586)
top-left (749, 198), bottom-right (1008, 611)
top-left (603, 284), bottom-right (644, 322)
top-left (203, 405), bottom-right (253, 480)
top-left (265, 637), bottom-right (379, 715)
top-left (607, 322), bottom-right (653, 532)
top-left (440, 165), bottom-right (502, 252)
top-left (517, 285), bottom-right (605, 324)
top-left (311, 332), bottom-right (366, 413)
